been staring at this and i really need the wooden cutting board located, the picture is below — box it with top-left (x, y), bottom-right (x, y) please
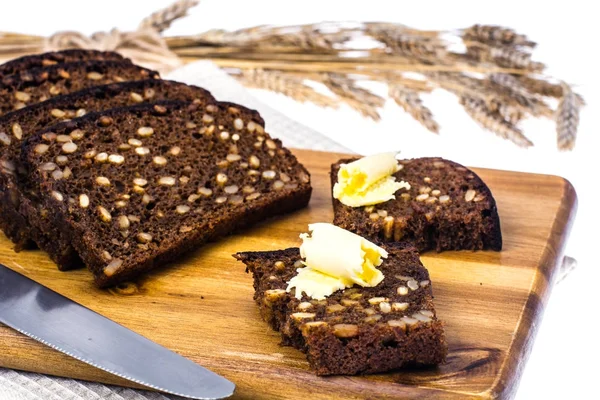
top-left (0, 149), bottom-right (576, 399)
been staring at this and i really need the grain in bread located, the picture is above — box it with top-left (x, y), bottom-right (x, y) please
top-left (0, 60), bottom-right (159, 115)
top-left (0, 49), bottom-right (126, 79)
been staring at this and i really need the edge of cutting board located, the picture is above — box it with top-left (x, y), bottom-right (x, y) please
top-left (486, 175), bottom-right (577, 399)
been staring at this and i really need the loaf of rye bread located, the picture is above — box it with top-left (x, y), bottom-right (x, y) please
top-left (235, 244), bottom-right (447, 375)
top-left (0, 50), bottom-right (126, 79)
top-left (0, 80), bottom-right (220, 270)
top-left (331, 157), bottom-right (502, 251)
top-left (0, 60), bottom-right (159, 115)
top-left (22, 101), bottom-right (311, 286)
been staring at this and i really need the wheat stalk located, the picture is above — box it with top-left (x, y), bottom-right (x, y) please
top-left (138, 0), bottom-right (199, 33)
top-left (460, 97), bottom-right (533, 147)
top-left (462, 24), bottom-right (535, 48)
top-left (378, 73), bottom-right (433, 92)
top-left (321, 73), bottom-right (385, 120)
top-left (388, 85), bottom-right (439, 133)
top-left (556, 83), bottom-right (580, 151)
top-left (233, 69), bottom-right (339, 108)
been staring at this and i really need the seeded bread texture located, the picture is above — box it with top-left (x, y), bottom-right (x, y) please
top-left (235, 244), bottom-right (447, 375)
top-left (0, 80), bottom-right (216, 269)
top-left (22, 101), bottom-right (311, 286)
top-left (0, 60), bottom-right (159, 116)
top-left (331, 157), bottom-right (502, 252)
top-left (0, 50), bottom-right (127, 79)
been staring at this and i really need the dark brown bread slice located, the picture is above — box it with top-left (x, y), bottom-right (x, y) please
top-left (22, 101), bottom-right (311, 286)
top-left (331, 157), bottom-right (502, 252)
top-left (0, 80), bottom-right (217, 269)
top-left (0, 60), bottom-right (159, 116)
top-left (235, 244), bottom-right (447, 376)
top-left (0, 50), bottom-right (126, 79)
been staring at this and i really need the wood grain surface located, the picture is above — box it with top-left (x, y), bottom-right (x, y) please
top-left (0, 149), bottom-right (577, 399)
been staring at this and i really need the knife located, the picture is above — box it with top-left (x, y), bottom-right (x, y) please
top-left (0, 264), bottom-right (235, 399)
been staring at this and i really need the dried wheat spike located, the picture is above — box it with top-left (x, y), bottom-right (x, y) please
top-left (195, 24), bottom-right (353, 50)
top-left (487, 99), bottom-right (525, 125)
top-left (263, 25), bottom-right (353, 50)
top-left (498, 103), bottom-right (525, 125)
top-left (490, 47), bottom-right (544, 71)
top-left (468, 45), bottom-right (544, 71)
top-left (517, 76), bottom-right (586, 105)
top-left (463, 24), bottom-right (536, 47)
top-left (523, 97), bottom-right (555, 118)
top-left (365, 24), bottom-right (446, 62)
top-left (489, 73), bottom-right (536, 101)
top-left (556, 83), bottom-right (580, 151)
top-left (194, 26), bottom-right (264, 46)
top-left (233, 69), bottom-right (339, 108)
top-left (322, 73), bottom-right (385, 120)
top-left (517, 76), bottom-right (563, 98)
top-left (388, 85), bottom-right (439, 133)
top-left (487, 73), bottom-right (554, 117)
top-left (461, 97), bottom-right (533, 147)
top-left (138, 0), bottom-right (199, 33)
top-left (429, 72), bottom-right (552, 119)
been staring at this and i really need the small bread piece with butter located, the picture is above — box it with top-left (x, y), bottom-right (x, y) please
top-left (234, 224), bottom-right (447, 376)
top-left (333, 152), bottom-right (410, 207)
top-left (287, 223), bottom-right (385, 299)
top-left (331, 156), bottom-right (502, 252)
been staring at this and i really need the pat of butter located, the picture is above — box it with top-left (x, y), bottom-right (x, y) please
top-left (286, 223), bottom-right (386, 300)
top-left (333, 152), bottom-right (410, 207)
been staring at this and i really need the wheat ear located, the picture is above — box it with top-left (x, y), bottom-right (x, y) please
top-left (138, 0), bottom-right (199, 33)
top-left (556, 83), bottom-right (580, 150)
top-left (462, 24), bottom-right (535, 47)
top-left (461, 97), bottom-right (533, 147)
top-left (233, 69), bottom-right (339, 108)
top-left (321, 73), bottom-right (385, 120)
top-left (389, 85), bottom-right (439, 133)
top-left (364, 24), bottom-right (446, 63)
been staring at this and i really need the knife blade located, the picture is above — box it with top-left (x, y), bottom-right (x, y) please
top-left (0, 264), bottom-right (234, 399)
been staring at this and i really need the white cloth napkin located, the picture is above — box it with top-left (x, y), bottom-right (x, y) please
top-left (167, 62), bottom-right (350, 153)
top-left (0, 61), bottom-right (349, 400)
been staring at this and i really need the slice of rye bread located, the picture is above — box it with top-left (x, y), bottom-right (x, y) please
top-left (0, 60), bottom-right (159, 116)
top-left (0, 80), bottom-right (220, 270)
top-left (235, 244), bottom-right (447, 376)
top-left (331, 157), bottom-right (502, 252)
top-left (22, 101), bottom-right (311, 286)
top-left (0, 50), bottom-right (127, 79)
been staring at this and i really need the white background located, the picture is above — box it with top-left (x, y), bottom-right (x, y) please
top-left (1, 1), bottom-right (598, 399)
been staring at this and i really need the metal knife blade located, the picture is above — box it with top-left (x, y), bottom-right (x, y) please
top-left (0, 264), bottom-right (234, 399)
